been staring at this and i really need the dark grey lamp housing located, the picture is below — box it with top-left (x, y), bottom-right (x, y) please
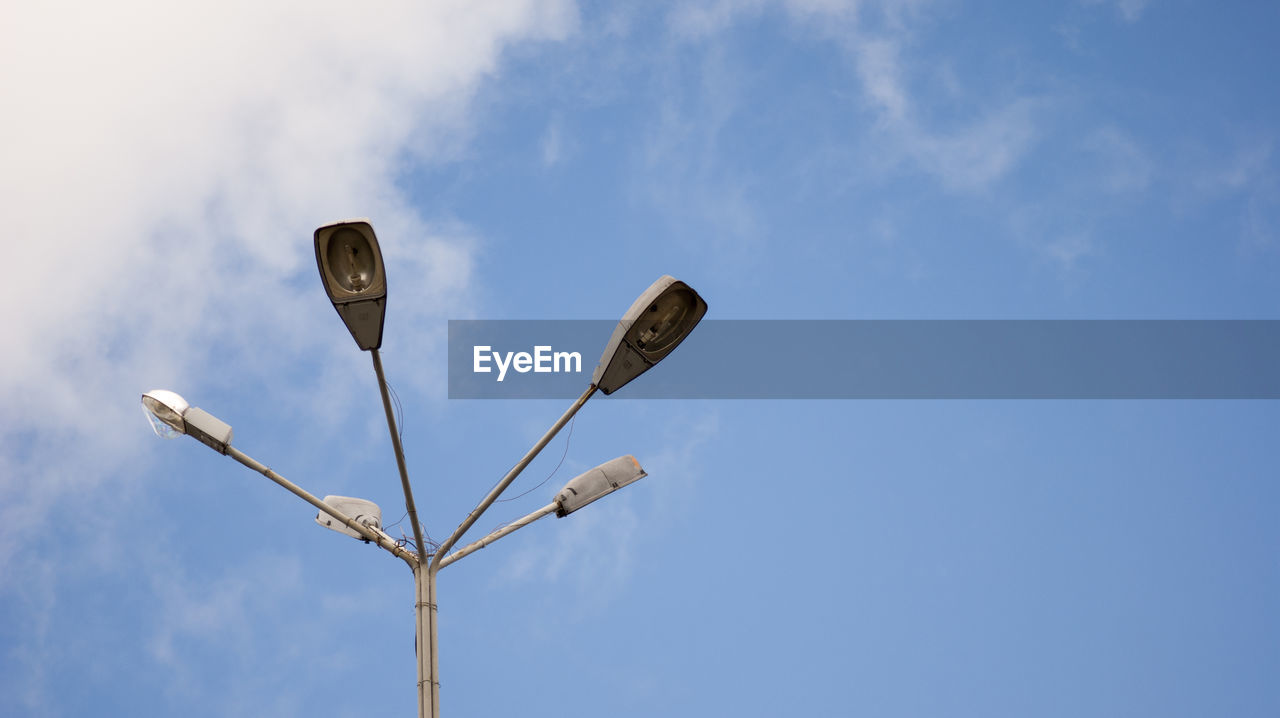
top-left (592, 275), bottom-right (708, 394)
top-left (315, 219), bottom-right (388, 351)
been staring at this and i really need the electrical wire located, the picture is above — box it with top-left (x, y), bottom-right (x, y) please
top-left (384, 510), bottom-right (409, 532)
top-left (494, 414), bottom-right (575, 504)
top-left (387, 379), bottom-right (406, 446)
top-left (381, 379), bottom-right (441, 554)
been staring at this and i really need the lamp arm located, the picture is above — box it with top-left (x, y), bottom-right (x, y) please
top-left (436, 502), bottom-right (559, 569)
top-left (226, 445), bottom-right (418, 567)
top-left (431, 384), bottom-right (597, 570)
top-left (371, 349), bottom-right (428, 561)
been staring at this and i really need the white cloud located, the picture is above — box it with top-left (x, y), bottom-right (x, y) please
top-left (848, 35), bottom-right (1042, 193)
top-left (0, 0), bottom-right (570, 690)
top-left (900, 98), bottom-right (1042, 192)
top-left (1044, 233), bottom-right (1095, 270)
top-left (855, 37), bottom-right (912, 122)
top-left (689, 0), bottom-right (1043, 193)
top-left (0, 1), bottom-right (577, 579)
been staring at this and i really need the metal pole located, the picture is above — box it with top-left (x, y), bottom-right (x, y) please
top-left (415, 561), bottom-right (439, 718)
top-left (371, 349), bottom-right (428, 559)
top-left (418, 384), bottom-right (595, 715)
top-left (428, 563), bottom-right (440, 717)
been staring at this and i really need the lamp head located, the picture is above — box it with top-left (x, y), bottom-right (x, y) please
top-left (592, 275), bottom-right (707, 394)
top-left (140, 390), bottom-right (233, 454)
top-left (555, 455), bottom-right (648, 517)
top-left (315, 495), bottom-right (383, 542)
top-left (141, 389), bottom-right (189, 438)
top-left (315, 219), bottom-right (388, 351)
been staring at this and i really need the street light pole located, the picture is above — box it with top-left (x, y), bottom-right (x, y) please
top-left (142, 390), bottom-right (656, 718)
top-left (416, 560), bottom-right (439, 718)
top-left (416, 383), bottom-right (597, 717)
top-left (142, 220), bottom-right (708, 717)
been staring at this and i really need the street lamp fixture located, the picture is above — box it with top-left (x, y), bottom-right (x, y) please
top-left (140, 389), bottom-right (188, 438)
top-left (555, 454), bottom-right (647, 516)
top-left (433, 455), bottom-right (648, 569)
top-left (141, 389), bottom-right (232, 454)
top-left (315, 495), bottom-right (384, 540)
top-left (141, 389), bottom-right (415, 562)
top-left (144, 219), bottom-right (708, 718)
top-left (315, 219), bottom-right (388, 351)
top-left (593, 274), bottom-right (707, 394)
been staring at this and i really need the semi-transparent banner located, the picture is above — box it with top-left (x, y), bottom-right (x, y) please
top-left (447, 320), bottom-right (1280, 399)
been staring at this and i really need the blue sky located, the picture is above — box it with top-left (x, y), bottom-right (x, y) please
top-left (2, 1), bottom-right (1278, 716)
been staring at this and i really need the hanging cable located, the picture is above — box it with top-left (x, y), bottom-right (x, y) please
top-left (495, 414), bottom-right (575, 503)
top-left (385, 509), bottom-right (409, 532)
top-left (387, 379), bottom-right (406, 447)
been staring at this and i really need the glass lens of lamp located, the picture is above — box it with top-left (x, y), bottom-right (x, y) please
top-left (325, 228), bottom-right (377, 293)
top-left (631, 287), bottom-right (698, 354)
top-left (141, 395), bottom-right (185, 438)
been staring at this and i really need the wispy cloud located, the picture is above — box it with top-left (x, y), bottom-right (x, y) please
top-left (634, 39), bottom-right (767, 257)
top-left (900, 99), bottom-right (1043, 192)
top-left (540, 119), bottom-right (569, 167)
top-left (1175, 139), bottom-right (1278, 250)
top-left (668, 1), bottom-right (1043, 194)
top-left (668, 0), bottom-right (769, 38)
top-left (1241, 178), bottom-right (1280, 250)
top-left (1192, 140), bottom-right (1273, 195)
top-left (841, 20), bottom-right (1043, 193)
top-left (149, 554), bottom-right (304, 666)
top-left (1044, 233), bottom-right (1096, 271)
top-left (1082, 127), bottom-right (1153, 194)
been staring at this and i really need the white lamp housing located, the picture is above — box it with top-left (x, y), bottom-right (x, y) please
top-left (555, 455), bottom-right (647, 517)
top-left (315, 495), bottom-right (383, 541)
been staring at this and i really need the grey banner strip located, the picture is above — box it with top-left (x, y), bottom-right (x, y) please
top-left (448, 320), bottom-right (1280, 399)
